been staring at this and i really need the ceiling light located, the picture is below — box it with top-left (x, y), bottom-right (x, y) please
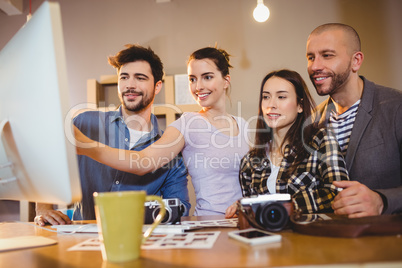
top-left (253, 0), bottom-right (270, 23)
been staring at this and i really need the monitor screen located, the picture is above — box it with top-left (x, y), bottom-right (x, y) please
top-left (0, 1), bottom-right (82, 204)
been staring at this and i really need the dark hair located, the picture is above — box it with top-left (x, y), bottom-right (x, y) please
top-left (252, 69), bottom-right (317, 173)
top-left (108, 44), bottom-right (164, 85)
top-left (188, 47), bottom-right (232, 77)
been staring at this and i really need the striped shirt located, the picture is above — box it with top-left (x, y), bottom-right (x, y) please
top-left (328, 100), bottom-right (360, 155)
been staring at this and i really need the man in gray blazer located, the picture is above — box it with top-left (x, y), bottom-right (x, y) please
top-left (306, 23), bottom-right (402, 217)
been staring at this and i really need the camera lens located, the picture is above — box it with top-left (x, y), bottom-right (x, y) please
top-left (256, 202), bottom-right (289, 232)
top-left (153, 206), bottom-right (172, 224)
top-left (267, 208), bottom-right (281, 223)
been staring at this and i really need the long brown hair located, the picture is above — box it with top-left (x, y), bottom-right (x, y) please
top-left (251, 69), bottom-right (317, 172)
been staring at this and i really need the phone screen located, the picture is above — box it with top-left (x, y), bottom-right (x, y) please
top-left (229, 229), bottom-right (282, 245)
top-left (238, 230), bottom-right (273, 239)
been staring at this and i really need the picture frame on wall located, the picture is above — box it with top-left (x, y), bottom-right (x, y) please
top-left (174, 74), bottom-right (197, 105)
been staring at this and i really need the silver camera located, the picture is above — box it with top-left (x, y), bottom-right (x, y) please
top-left (240, 194), bottom-right (293, 232)
top-left (144, 198), bottom-right (185, 224)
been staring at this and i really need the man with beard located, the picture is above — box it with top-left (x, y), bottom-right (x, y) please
top-left (306, 23), bottom-right (402, 218)
top-left (35, 44), bottom-right (190, 225)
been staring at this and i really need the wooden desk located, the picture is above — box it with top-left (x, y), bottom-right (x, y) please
top-left (1, 215), bottom-right (402, 268)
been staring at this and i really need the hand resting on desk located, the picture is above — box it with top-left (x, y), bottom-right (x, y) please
top-left (35, 203), bottom-right (71, 226)
top-left (332, 181), bottom-right (384, 218)
top-left (225, 202), bottom-right (238, 219)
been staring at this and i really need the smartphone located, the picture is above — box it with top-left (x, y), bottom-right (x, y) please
top-left (228, 228), bottom-right (282, 245)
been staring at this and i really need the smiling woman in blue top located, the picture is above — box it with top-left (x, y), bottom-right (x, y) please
top-left (75, 47), bottom-right (250, 216)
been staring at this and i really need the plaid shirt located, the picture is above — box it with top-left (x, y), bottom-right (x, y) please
top-left (239, 128), bottom-right (349, 213)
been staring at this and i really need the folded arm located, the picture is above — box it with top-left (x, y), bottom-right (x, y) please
top-left (293, 129), bottom-right (349, 213)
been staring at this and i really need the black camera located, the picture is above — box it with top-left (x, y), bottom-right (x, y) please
top-left (239, 194), bottom-right (294, 232)
top-left (144, 198), bottom-right (185, 224)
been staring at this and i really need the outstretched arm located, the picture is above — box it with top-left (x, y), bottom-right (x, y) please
top-left (74, 125), bottom-right (185, 175)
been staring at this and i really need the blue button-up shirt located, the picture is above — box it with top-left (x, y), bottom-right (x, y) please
top-left (72, 108), bottom-right (190, 220)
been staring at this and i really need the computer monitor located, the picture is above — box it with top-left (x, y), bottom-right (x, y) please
top-left (0, 1), bottom-right (82, 205)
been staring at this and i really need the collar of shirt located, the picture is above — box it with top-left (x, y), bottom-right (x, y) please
top-left (109, 106), bottom-right (163, 147)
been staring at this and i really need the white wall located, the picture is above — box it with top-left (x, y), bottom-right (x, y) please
top-left (1, 0), bottom-right (401, 121)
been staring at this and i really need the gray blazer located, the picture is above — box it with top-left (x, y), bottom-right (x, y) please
top-left (315, 76), bottom-right (402, 214)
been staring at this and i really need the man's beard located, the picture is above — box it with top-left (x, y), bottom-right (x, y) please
top-left (119, 89), bottom-right (155, 112)
top-left (311, 61), bottom-right (352, 96)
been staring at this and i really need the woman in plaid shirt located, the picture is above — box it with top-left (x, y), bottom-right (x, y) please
top-left (226, 69), bottom-right (349, 217)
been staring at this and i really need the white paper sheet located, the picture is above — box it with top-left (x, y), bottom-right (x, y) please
top-left (68, 231), bottom-right (220, 251)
